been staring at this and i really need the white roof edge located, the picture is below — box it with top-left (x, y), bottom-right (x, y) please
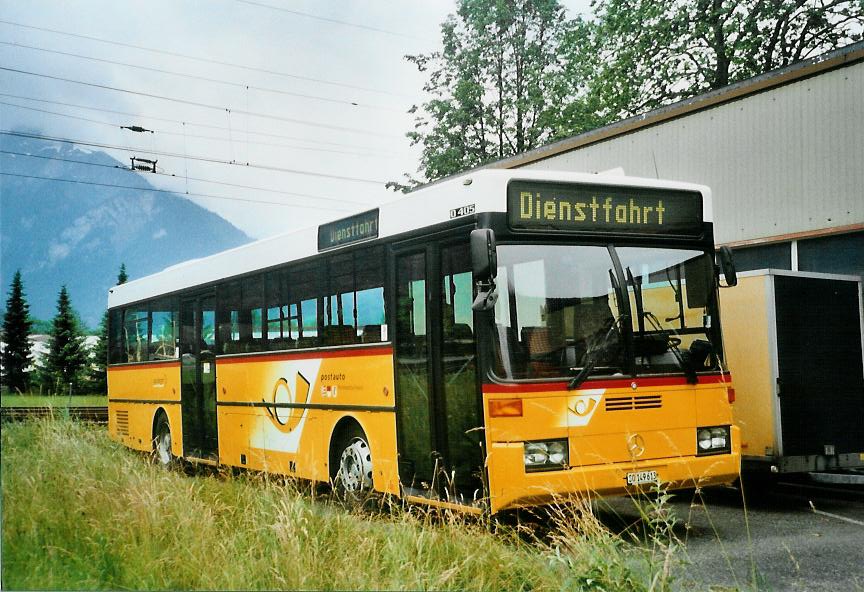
top-left (109, 168), bottom-right (713, 308)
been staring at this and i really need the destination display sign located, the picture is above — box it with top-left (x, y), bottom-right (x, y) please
top-left (318, 209), bottom-right (379, 251)
top-left (507, 181), bottom-right (703, 237)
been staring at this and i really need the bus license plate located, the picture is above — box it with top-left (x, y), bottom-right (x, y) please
top-left (626, 470), bottom-right (658, 486)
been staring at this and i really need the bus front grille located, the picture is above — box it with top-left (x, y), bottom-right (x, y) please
top-left (605, 395), bottom-right (662, 411)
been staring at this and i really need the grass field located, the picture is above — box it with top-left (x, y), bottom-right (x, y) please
top-left (2, 419), bottom-right (682, 590)
top-left (0, 394), bottom-right (107, 407)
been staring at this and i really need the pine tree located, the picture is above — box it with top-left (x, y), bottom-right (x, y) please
top-left (41, 286), bottom-right (88, 394)
top-left (2, 270), bottom-right (34, 393)
top-left (89, 264), bottom-right (129, 394)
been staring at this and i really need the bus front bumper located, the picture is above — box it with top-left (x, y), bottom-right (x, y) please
top-left (486, 440), bottom-right (741, 513)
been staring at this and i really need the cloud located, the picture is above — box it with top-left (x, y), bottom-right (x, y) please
top-left (152, 228), bottom-right (167, 239)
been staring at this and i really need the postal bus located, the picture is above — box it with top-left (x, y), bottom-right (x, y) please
top-left (107, 169), bottom-right (741, 514)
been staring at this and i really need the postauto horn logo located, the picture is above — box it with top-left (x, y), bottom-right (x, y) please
top-left (264, 372), bottom-right (311, 432)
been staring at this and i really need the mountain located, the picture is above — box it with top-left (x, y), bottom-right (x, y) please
top-left (1, 133), bottom-right (252, 328)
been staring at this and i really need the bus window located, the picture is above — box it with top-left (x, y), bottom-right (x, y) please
top-left (149, 298), bottom-right (177, 360)
top-left (357, 246), bottom-right (386, 343)
top-left (124, 307), bottom-right (148, 363)
top-left (217, 281), bottom-right (241, 354)
top-left (290, 261), bottom-right (322, 349)
top-left (108, 308), bottom-right (126, 364)
top-left (324, 253), bottom-right (357, 346)
top-left (244, 275), bottom-right (264, 351)
top-left (265, 272), bottom-right (287, 350)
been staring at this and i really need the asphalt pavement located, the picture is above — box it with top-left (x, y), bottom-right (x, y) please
top-left (596, 480), bottom-right (864, 591)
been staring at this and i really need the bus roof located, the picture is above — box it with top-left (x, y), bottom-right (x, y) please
top-left (108, 168), bottom-right (711, 308)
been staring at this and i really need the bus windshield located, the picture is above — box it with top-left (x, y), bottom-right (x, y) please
top-left (491, 244), bottom-right (719, 381)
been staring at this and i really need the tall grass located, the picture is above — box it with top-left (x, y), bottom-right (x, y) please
top-left (2, 419), bottom-right (679, 590)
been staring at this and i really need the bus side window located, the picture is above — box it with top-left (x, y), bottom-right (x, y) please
top-left (108, 308), bottom-right (127, 364)
top-left (217, 281), bottom-right (241, 355)
top-left (123, 306), bottom-right (148, 363)
top-left (149, 298), bottom-right (177, 360)
top-left (357, 246), bottom-right (386, 343)
top-left (245, 275), bottom-right (265, 353)
top-left (265, 270), bottom-right (294, 351)
top-left (289, 261), bottom-right (322, 349)
top-left (324, 253), bottom-right (358, 346)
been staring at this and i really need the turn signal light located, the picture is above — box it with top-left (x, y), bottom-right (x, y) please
top-left (727, 388), bottom-right (736, 404)
top-left (489, 399), bottom-right (523, 417)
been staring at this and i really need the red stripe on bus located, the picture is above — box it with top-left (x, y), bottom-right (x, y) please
top-left (483, 373), bottom-right (730, 393)
top-left (108, 360), bottom-right (181, 371)
top-left (217, 345), bottom-right (394, 365)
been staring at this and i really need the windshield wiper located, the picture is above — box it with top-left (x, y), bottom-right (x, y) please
top-left (643, 311), bottom-right (697, 384)
top-left (567, 314), bottom-right (627, 390)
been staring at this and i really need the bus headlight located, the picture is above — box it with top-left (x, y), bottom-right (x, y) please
top-left (524, 439), bottom-right (569, 471)
top-left (696, 425), bottom-right (730, 455)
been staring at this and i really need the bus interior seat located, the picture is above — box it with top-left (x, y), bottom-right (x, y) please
top-left (323, 324), bottom-right (356, 346)
top-left (360, 324), bottom-right (382, 343)
top-left (522, 326), bottom-right (563, 375)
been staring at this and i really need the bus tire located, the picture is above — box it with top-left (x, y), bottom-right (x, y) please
top-left (331, 423), bottom-right (373, 502)
top-left (152, 411), bottom-right (174, 467)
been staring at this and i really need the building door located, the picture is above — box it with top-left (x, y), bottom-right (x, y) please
top-left (180, 293), bottom-right (219, 458)
top-left (393, 240), bottom-right (484, 503)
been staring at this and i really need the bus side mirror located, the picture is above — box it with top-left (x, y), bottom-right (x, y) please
top-left (471, 229), bottom-right (498, 311)
top-left (718, 246), bottom-right (738, 287)
top-left (470, 229), bottom-right (497, 281)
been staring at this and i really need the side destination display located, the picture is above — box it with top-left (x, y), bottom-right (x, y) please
top-left (318, 209), bottom-right (379, 251)
top-left (507, 180), bottom-right (703, 237)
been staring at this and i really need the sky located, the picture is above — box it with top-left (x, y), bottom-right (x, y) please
top-left (1, 0), bottom-right (593, 240)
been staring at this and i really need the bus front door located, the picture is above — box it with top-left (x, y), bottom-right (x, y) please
top-left (393, 241), bottom-right (484, 504)
top-left (180, 294), bottom-right (219, 459)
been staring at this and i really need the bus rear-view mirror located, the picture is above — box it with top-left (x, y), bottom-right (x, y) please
top-left (718, 246), bottom-right (738, 287)
top-left (470, 229), bottom-right (497, 281)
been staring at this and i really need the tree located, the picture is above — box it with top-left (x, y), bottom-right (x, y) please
top-left (41, 286), bottom-right (88, 394)
top-left (405, 0), bottom-right (574, 182)
top-left (583, 0), bottom-right (864, 119)
top-left (2, 270), bottom-right (34, 393)
top-left (89, 264), bottom-right (129, 393)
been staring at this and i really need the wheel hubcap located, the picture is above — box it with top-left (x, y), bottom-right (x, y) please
top-left (157, 427), bottom-right (171, 465)
top-left (338, 438), bottom-right (372, 492)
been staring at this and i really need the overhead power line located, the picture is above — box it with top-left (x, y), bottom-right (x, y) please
top-left (0, 171), bottom-right (353, 211)
top-left (0, 100), bottom-right (397, 158)
top-left (0, 92), bottom-right (399, 154)
top-left (0, 19), bottom-right (413, 98)
top-left (0, 149), bottom-right (373, 207)
top-left (0, 66), bottom-right (400, 139)
top-left (233, 0), bottom-right (429, 41)
top-left (0, 41), bottom-right (401, 113)
top-left (1, 130), bottom-right (388, 185)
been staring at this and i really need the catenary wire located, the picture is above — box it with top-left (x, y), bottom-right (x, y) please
top-left (0, 100), bottom-right (397, 158)
top-left (0, 92), bottom-right (400, 153)
top-left (0, 149), bottom-right (376, 207)
top-left (0, 41), bottom-right (402, 113)
top-left (0, 66), bottom-right (401, 139)
top-left (233, 0), bottom-right (430, 41)
top-left (1, 130), bottom-right (389, 185)
top-left (0, 19), bottom-right (414, 98)
top-left (0, 171), bottom-right (354, 211)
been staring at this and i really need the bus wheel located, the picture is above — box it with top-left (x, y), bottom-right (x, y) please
top-left (152, 413), bottom-right (173, 467)
top-left (333, 425), bottom-right (373, 500)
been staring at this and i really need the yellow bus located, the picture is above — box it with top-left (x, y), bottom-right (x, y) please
top-left (107, 169), bottom-right (740, 513)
